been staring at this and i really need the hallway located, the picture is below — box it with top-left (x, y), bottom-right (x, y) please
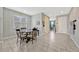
top-left (0, 31), bottom-right (79, 52)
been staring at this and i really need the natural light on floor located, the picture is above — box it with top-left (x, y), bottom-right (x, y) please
top-left (50, 31), bottom-right (55, 42)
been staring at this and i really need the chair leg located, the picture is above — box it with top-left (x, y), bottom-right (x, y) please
top-left (32, 40), bottom-right (33, 44)
top-left (26, 40), bottom-right (28, 43)
top-left (20, 39), bottom-right (22, 45)
top-left (17, 38), bottom-right (18, 43)
top-left (17, 37), bottom-right (19, 43)
top-left (32, 38), bottom-right (33, 44)
top-left (20, 37), bottom-right (22, 45)
top-left (35, 37), bottom-right (37, 41)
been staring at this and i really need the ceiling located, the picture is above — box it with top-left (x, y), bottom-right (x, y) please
top-left (7, 7), bottom-right (71, 19)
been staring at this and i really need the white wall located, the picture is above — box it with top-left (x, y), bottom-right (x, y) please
top-left (0, 7), bottom-right (3, 40)
top-left (68, 7), bottom-right (79, 48)
top-left (31, 13), bottom-right (43, 36)
top-left (74, 18), bottom-right (79, 48)
top-left (27, 16), bottom-right (31, 30)
top-left (56, 15), bottom-right (68, 33)
top-left (2, 8), bottom-right (31, 40)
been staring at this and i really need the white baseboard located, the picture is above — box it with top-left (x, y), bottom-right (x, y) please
top-left (0, 33), bottom-right (3, 40)
top-left (2, 35), bottom-right (16, 40)
top-left (70, 35), bottom-right (79, 48)
top-left (56, 32), bottom-right (70, 35)
top-left (38, 33), bottom-right (45, 38)
top-left (56, 32), bottom-right (79, 48)
top-left (38, 32), bottom-right (49, 38)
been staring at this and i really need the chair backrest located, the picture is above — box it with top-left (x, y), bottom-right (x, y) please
top-left (21, 28), bottom-right (27, 32)
top-left (32, 30), bottom-right (37, 37)
top-left (16, 29), bottom-right (26, 39)
top-left (16, 29), bottom-right (20, 37)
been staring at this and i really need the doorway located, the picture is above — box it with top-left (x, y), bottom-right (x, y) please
top-left (50, 20), bottom-right (56, 31)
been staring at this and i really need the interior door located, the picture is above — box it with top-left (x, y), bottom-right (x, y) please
top-left (44, 16), bottom-right (50, 33)
top-left (56, 16), bottom-right (67, 33)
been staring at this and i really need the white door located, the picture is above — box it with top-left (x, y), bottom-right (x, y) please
top-left (57, 16), bottom-right (68, 33)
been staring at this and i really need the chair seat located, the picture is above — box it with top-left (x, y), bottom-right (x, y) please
top-left (27, 35), bottom-right (32, 37)
top-left (21, 35), bottom-right (26, 37)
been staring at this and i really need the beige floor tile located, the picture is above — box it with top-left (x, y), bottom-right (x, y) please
top-left (0, 31), bottom-right (79, 52)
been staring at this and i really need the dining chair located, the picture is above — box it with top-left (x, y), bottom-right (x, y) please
top-left (31, 30), bottom-right (38, 44)
top-left (21, 28), bottom-right (27, 32)
top-left (25, 31), bottom-right (37, 44)
top-left (16, 29), bottom-right (20, 43)
top-left (16, 29), bottom-right (27, 44)
top-left (26, 32), bottom-right (32, 43)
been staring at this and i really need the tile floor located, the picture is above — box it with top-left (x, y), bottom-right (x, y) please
top-left (0, 31), bottom-right (79, 52)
